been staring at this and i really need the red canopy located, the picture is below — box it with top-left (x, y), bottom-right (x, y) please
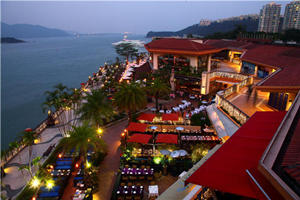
top-left (156, 134), bottom-right (178, 144)
top-left (127, 134), bottom-right (152, 144)
top-left (185, 111), bottom-right (286, 199)
top-left (127, 122), bottom-right (148, 133)
top-left (162, 113), bottom-right (179, 121)
top-left (137, 113), bottom-right (156, 122)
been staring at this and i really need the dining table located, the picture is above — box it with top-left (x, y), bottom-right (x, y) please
top-left (121, 167), bottom-right (154, 176)
top-left (116, 185), bottom-right (144, 196)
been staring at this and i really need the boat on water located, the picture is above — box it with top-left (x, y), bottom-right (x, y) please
top-left (112, 32), bottom-right (145, 47)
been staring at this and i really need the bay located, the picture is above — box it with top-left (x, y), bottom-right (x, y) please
top-left (1, 34), bottom-right (149, 149)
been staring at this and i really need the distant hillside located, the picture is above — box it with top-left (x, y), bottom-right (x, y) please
top-left (1, 22), bottom-right (70, 38)
top-left (146, 15), bottom-right (259, 38)
top-left (1, 37), bottom-right (25, 43)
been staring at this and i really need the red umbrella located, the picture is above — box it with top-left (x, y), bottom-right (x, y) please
top-left (80, 83), bottom-right (85, 86)
top-left (25, 128), bottom-right (32, 132)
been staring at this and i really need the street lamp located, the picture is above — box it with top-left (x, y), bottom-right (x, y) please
top-left (31, 177), bottom-right (40, 188)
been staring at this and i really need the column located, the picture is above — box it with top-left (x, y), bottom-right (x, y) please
top-left (153, 53), bottom-right (159, 70)
top-left (189, 56), bottom-right (198, 71)
top-left (207, 54), bottom-right (211, 72)
top-left (201, 72), bottom-right (210, 95)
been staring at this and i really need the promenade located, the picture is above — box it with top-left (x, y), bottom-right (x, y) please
top-left (2, 125), bottom-right (63, 199)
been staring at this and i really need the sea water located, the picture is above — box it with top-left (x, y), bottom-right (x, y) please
top-left (1, 34), bottom-right (149, 149)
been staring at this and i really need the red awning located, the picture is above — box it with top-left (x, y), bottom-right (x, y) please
top-left (137, 113), bottom-right (156, 122)
top-left (127, 122), bottom-right (148, 133)
top-left (162, 113), bottom-right (179, 121)
top-left (156, 134), bottom-right (178, 144)
top-left (185, 111), bottom-right (286, 199)
top-left (127, 134), bottom-right (152, 144)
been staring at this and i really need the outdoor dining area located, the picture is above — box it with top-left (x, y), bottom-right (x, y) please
top-left (35, 149), bottom-right (94, 200)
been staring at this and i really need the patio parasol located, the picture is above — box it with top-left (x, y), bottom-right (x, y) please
top-left (178, 150), bottom-right (188, 157)
top-left (25, 128), bottom-right (33, 132)
top-left (160, 149), bottom-right (171, 155)
top-left (170, 150), bottom-right (180, 158)
top-left (176, 127), bottom-right (184, 131)
top-left (150, 126), bottom-right (158, 130)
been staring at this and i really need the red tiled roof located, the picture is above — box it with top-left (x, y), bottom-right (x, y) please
top-left (133, 61), bottom-right (152, 80)
top-left (156, 134), bottom-right (178, 144)
top-left (145, 38), bottom-right (219, 53)
top-left (204, 39), bottom-right (252, 50)
top-left (241, 45), bottom-right (300, 87)
top-left (185, 111), bottom-right (286, 199)
top-left (127, 122), bottom-right (148, 133)
top-left (127, 133), bottom-right (152, 144)
top-left (137, 113), bottom-right (156, 122)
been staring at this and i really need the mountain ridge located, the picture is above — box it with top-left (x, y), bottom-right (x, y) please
top-left (1, 22), bottom-right (70, 38)
top-left (146, 14), bottom-right (259, 38)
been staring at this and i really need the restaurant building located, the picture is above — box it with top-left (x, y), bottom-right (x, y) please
top-left (145, 38), bottom-right (300, 111)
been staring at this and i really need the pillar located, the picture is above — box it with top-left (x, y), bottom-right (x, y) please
top-left (254, 66), bottom-right (258, 77)
top-left (153, 53), bottom-right (160, 70)
top-left (207, 54), bottom-right (211, 72)
top-left (201, 72), bottom-right (210, 95)
top-left (189, 56), bottom-right (198, 71)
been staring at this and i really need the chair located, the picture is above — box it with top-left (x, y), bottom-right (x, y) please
top-left (128, 182), bottom-right (133, 187)
top-left (141, 165), bottom-right (145, 169)
top-left (125, 164), bottom-right (129, 168)
top-left (134, 196), bottom-right (141, 200)
top-left (125, 196), bottom-right (132, 200)
top-left (120, 182), bottom-right (126, 187)
top-left (146, 166), bottom-right (151, 170)
top-left (117, 197), bottom-right (124, 200)
top-left (136, 182), bottom-right (142, 187)
top-left (150, 181), bottom-right (156, 185)
top-left (147, 176), bottom-right (153, 181)
top-left (130, 176), bottom-right (137, 181)
top-left (133, 165), bottom-right (137, 169)
top-left (122, 176), bottom-right (128, 181)
top-left (138, 176), bottom-right (145, 181)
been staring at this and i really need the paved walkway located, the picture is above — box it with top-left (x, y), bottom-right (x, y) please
top-left (206, 104), bottom-right (239, 138)
top-left (2, 126), bottom-right (63, 199)
top-left (227, 87), bottom-right (274, 117)
top-left (93, 120), bottom-right (128, 200)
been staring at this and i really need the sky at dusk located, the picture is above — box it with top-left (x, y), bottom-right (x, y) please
top-left (1, 1), bottom-right (289, 34)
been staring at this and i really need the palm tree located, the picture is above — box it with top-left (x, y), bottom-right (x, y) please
top-left (113, 82), bottom-right (147, 121)
top-left (147, 78), bottom-right (170, 111)
top-left (77, 89), bottom-right (113, 128)
top-left (60, 122), bottom-right (106, 165)
top-left (19, 130), bottom-right (38, 178)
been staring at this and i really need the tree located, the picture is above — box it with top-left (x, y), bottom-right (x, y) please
top-left (77, 89), bottom-right (113, 128)
top-left (113, 82), bottom-right (147, 121)
top-left (191, 144), bottom-right (210, 163)
top-left (114, 43), bottom-right (138, 63)
top-left (60, 122), bottom-right (106, 165)
top-left (19, 130), bottom-right (38, 178)
top-left (147, 78), bottom-right (170, 111)
top-left (42, 83), bottom-right (80, 136)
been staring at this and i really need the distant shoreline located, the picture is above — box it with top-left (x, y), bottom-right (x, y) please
top-left (1, 37), bottom-right (26, 43)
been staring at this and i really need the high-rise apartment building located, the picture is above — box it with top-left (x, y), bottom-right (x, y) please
top-left (258, 2), bottom-right (281, 33)
top-left (283, 1), bottom-right (300, 30)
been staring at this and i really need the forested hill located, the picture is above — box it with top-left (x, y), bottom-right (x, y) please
top-left (1, 22), bottom-right (70, 38)
top-left (146, 15), bottom-right (259, 38)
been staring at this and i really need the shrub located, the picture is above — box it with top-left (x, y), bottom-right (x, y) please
top-left (191, 113), bottom-right (211, 127)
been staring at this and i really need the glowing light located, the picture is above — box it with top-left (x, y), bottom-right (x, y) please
top-left (31, 177), bottom-right (40, 188)
top-left (58, 154), bottom-right (62, 158)
top-left (46, 179), bottom-right (55, 190)
top-left (121, 132), bottom-right (125, 137)
top-left (34, 139), bottom-right (39, 144)
top-left (153, 157), bottom-right (162, 165)
top-left (86, 161), bottom-right (91, 168)
top-left (32, 197), bottom-right (36, 200)
top-left (47, 110), bottom-right (51, 115)
top-left (97, 128), bottom-right (103, 135)
top-left (75, 163), bottom-right (79, 168)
